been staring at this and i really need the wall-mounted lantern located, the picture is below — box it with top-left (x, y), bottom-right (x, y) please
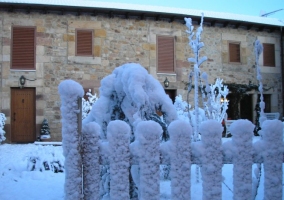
top-left (19, 75), bottom-right (36, 89)
top-left (164, 77), bottom-right (169, 88)
top-left (19, 75), bottom-right (26, 88)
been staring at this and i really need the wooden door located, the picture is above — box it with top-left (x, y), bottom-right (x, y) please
top-left (11, 88), bottom-right (36, 142)
top-left (165, 89), bottom-right (176, 103)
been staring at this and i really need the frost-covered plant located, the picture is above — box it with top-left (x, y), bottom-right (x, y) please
top-left (201, 74), bottom-right (229, 123)
top-left (254, 40), bottom-right (266, 126)
top-left (0, 113), bottom-right (6, 143)
top-left (174, 95), bottom-right (191, 122)
top-left (25, 145), bottom-right (64, 173)
top-left (185, 13), bottom-right (207, 142)
top-left (83, 63), bottom-right (177, 198)
top-left (82, 89), bottom-right (98, 119)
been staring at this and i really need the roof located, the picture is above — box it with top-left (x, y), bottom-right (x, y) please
top-left (0, 0), bottom-right (283, 31)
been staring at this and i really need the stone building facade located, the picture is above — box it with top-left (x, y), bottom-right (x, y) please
top-left (0, 2), bottom-right (283, 142)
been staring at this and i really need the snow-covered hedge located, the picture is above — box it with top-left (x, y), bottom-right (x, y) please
top-left (26, 145), bottom-right (64, 173)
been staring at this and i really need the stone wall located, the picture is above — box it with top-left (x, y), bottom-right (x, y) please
top-left (0, 11), bottom-right (282, 141)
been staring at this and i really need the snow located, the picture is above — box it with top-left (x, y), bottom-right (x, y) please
top-left (1, 138), bottom-right (282, 199)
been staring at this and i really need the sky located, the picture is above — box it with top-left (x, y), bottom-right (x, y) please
top-left (102, 0), bottom-right (284, 20)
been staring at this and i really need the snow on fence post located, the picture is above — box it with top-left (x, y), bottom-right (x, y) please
top-left (136, 120), bottom-right (161, 199)
top-left (107, 120), bottom-right (131, 199)
top-left (58, 80), bottom-right (84, 200)
top-left (199, 120), bottom-right (223, 200)
top-left (230, 119), bottom-right (254, 200)
top-left (261, 120), bottom-right (283, 200)
top-left (82, 122), bottom-right (101, 200)
top-left (168, 120), bottom-right (192, 200)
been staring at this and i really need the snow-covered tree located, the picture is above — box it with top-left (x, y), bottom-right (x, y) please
top-left (0, 113), bottom-right (6, 143)
top-left (254, 40), bottom-right (267, 126)
top-left (40, 118), bottom-right (51, 139)
top-left (185, 13), bottom-right (207, 141)
top-left (83, 63), bottom-right (177, 140)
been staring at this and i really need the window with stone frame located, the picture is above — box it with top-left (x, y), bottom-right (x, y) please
top-left (11, 26), bottom-right (36, 70)
top-left (157, 36), bottom-right (175, 73)
top-left (263, 43), bottom-right (275, 67)
top-left (229, 42), bottom-right (241, 63)
top-left (76, 29), bottom-right (93, 56)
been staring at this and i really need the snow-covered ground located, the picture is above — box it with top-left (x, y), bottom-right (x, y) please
top-left (0, 137), bottom-right (281, 200)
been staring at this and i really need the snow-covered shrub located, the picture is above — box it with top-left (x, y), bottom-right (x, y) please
top-left (82, 89), bottom-right (98, 119)
top-left (0, 113), bottom-right (6, 143)
top-left (201, 76), bottom-right (229, 123)
top-left (174, 95), bottom-right (190, 122)
top-left (25, 145), bottom-right (64, 173)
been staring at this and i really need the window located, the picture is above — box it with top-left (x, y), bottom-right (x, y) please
top-left (229, 42), bottom-right (240, 63)
top-left (263, 43), bottom-right (275, 67)
top-left (11, 26), bottom-right (35, 70)
top-left (76, 29), bottom-right (93, 56)
top-left (157, 36), bottom-right (175, 73)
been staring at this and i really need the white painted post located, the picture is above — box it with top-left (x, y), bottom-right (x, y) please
top-left (107, 120), bottom-right (131, 199)
top-left (261, 120), bottom-right (283, 200)
top-left (136, 121), bottom-right (161, 200)
top-left (199, 120), bottom-right (223, 200)
top-left (82, 122), bottom-right (101, 200)
top-left (168, 120), bottom-right (192, 200)
top-left (230, 119), bottom-right (254, 200)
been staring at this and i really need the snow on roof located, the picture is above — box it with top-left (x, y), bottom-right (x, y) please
top-left (1, 0), bottom-right (284, 26)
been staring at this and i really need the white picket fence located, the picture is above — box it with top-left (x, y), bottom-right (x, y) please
top-left (59, 81), bottom-right (283, 200)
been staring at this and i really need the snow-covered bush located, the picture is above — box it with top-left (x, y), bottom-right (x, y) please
top-left (202, 76), bottom-right (229, 123)
top-left (25, 145), bottom-right (64, 173)
top-left (0, 113), bottom-right (6, 143)
top-left (174, 95), bottom-right (190, 122)
top-left (82, 89), bottom-right (98, 119)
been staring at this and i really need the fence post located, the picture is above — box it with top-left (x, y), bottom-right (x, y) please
top-left (136, 121), bottom-right (161, 199)
top-left (58, 80), bottom-right (84, 200)
top-left (230, 119), bottom-right (254, 200)
top-left (168, 120), bottom-right (192, 200)
top-left (199, 120), bottom-right (223, 200)
top-left (261, 120), bottom-right (283, 200)
top-left (107, 120), bottom-right (131, 199)
top-left (82, 122), bottom-right (101, 200)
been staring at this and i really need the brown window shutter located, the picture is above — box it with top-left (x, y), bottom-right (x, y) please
top-left (12, 27), bottom-right (35, 69)
top-left (229, 43), bottom-right (240, 63)
top-left (76, 30), bottom-right (93, 56)
top-left (263, 43), bottom-right (275, 67)
top-left (157, 36), bottom-right (175, 73)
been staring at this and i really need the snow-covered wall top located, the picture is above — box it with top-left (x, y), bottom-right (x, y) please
top-left (1, 0), bottom-right (283, 26)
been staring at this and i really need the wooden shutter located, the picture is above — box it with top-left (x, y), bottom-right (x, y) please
top-left (12, 27), bottom-right (35, 70)
top-left (263, 43), bottom-right (275, 67)
top-left (76, 30), bottom-right (93, 56)
top-left (157, 36), bottom-right (175, 73)
top-left (229, 42), bottom-right (240, 63)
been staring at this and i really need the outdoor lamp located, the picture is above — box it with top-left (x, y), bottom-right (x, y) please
top-left (164, 77), bottom-right (169, 88)
top-left (19, 75), bottom-right (26, 88)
